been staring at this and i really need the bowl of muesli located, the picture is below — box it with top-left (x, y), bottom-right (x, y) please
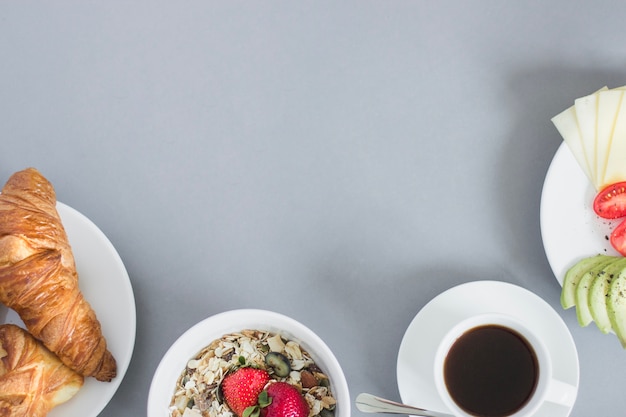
top-left (147, 309), bottom-right (350, 417)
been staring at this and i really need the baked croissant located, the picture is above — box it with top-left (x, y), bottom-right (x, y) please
top-left (0, 323), bottom-right (83, 417)
top-left (0, 168), bottom-right (116, 381)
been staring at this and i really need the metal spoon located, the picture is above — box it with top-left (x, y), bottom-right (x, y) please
top-left (355, 393), bottom-right (454, 417)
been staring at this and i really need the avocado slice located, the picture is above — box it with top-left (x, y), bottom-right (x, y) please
top-left (561, 255), bottom-right (616, 309)
top-left (607, 266), bottom-right (626, 347)
top-left (575, 273), bottom-right (596, 327)
top-left (589, 258), bottom-right (626, 334)
top-left (575, 257), bottom-right (617, 327)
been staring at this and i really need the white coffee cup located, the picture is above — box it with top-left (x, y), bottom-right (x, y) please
top-left (433, 313), bottom-right (576, 417)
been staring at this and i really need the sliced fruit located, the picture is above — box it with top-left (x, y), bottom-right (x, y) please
top-left (589, 258), bottom-right (626, 333)
top-left (574, 257), bottom-right (616, 327)
top-left (607, 268), bottom-right (626, 348)
top-left (561, 255), bottom-right (617, 309)
top-left (610, 218), bottom-right (626, 257)
top-left (593, 182), bottom-right (626, 219)
top-left (575, 272), bottom-right (599, 326)
top-left (265, 352), bottom-right (291, 378)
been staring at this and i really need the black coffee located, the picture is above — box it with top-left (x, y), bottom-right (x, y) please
top-left (443, 325), bottom-right (539, 417)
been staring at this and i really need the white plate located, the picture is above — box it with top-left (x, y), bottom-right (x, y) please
top-left (0, 202), bottom-right (136, 417)
top-left (396, 281), bottom-right (579, 417)
top-left (540, 142), bottom-right (619, 284)
top-left (147, 309), bottom-right (351, 417)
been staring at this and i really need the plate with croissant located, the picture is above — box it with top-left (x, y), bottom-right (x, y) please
top-left (0, 168), bottom-right (136, 417)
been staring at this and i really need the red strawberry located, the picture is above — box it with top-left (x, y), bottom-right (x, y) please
top-left (261, 382), bottom-right (310, 417)
top-left (221, 368), bottom-right (271, 417)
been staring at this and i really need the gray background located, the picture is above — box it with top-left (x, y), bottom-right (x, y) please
top-left (2, 1), bottom-right (626, 416)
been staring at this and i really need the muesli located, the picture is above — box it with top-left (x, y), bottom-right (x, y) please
top-left (169, 329), bottom-right (337, 417)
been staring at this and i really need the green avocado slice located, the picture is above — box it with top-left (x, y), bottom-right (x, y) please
top-left (589, 258), bottom-right (626, 334)
top-left (561, 255), bottom-right (616, 309)
top-left (575, 257), bottom-right (617, 327)
top-left (607, 267), bottom-right (626, 348)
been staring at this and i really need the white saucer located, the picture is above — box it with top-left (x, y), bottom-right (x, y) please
top-left (0, 202), bottom-right (136, 417)
top-left (396, 281), bottom-right (579, 417)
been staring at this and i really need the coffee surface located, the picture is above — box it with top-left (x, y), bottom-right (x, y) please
top-left (443, 325), bottom-right (538, 417)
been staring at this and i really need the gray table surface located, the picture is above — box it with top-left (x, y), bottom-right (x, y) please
top-left (2, 1), bottom-right (626, 416)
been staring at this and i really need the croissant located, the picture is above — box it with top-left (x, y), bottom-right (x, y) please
top-left (0, 168), bottom-right (116, 381)
top-left (0, 323), bottom-right (84, 417)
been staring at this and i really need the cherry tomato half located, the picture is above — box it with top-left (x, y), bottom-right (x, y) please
top-left (611, 218), bottom-right (626, 257)
top-left (593, 182), bottom-right (626, 219)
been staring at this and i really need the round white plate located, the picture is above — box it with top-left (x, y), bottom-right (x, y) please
top-left (540, 142), bottom-right (619, 284)
top-left (0, 202), bottom-right (136, 417)
top-left (147, 309), bottom-right (350, 417)
top-left (396, 281), bottom-right (579, 417)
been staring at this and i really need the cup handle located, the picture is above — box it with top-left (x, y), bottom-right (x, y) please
top-left (544, 379), bottom-right (577, 407)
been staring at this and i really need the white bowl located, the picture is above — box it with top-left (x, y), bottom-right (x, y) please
top-left (147, 309), bottom-right (350, 417)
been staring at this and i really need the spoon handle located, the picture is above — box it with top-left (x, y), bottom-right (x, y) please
top-left (355, 393), bottom-right (454, 417)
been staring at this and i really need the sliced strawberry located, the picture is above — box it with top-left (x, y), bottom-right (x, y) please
top-left (221, 367), bottom-right (271, 417)
top-left (261, 382), bottom-right (309, 417)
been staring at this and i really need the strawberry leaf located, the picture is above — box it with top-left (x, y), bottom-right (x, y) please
top-left (258, 390), bottom-right (271, 408)
top-left (243, 406), bottom-right (260, 417)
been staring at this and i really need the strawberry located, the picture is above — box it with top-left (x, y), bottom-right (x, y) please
top-left (221, 367), bottom-right (271, 417)
top-left (261, 382), bottom-right (310, 417)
